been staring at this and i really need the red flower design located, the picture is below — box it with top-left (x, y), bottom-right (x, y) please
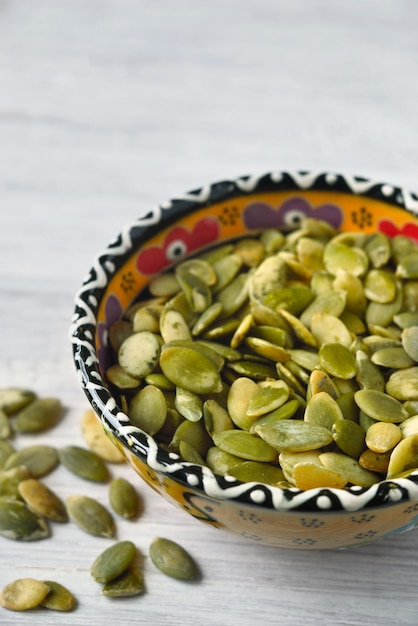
top-left (378, 220), bottom-right (418, 242)
top-left (136, 217), bottom-right (220, 275)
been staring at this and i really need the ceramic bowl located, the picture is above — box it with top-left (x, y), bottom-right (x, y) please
top-left (71, 170), bottom-right (418, 550)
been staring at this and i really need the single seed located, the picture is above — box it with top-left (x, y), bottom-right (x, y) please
top-left (4, 444), bottom-right (59, 477)
top-left (149, 537), bottom-right (197, 580)
top-left (91, 540), bottom-right (137, 583)
top-left (109, 477), bottom-right (139, 519)
top-left (212, 429), bottom-right (277, 462)
top-left (118, 331), bottom-right (161, 379)
top-left (365, 422), bottom-right (402, 453)
top-left (18, 478), bottom-right (68, 522)
top-left (14, 397), bottom-right (62, 433)
top-left (129, 385), bottom-right (167, 434)
top-left (354, 389), bottom-right (409, 423)
top-left (40, 581), bottom-right (76, 612)
top-left (0, 388), bottom-right (36, 415)
top-left (66, 495), bottom-right (115, 537)
top-left (0, 578), bottom-right (50, 611)
top-left (59, 445), bottom-right (110, 482)
top-left (0, 497), bottom-right (50, 541)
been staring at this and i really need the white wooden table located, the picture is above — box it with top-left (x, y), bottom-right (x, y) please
top-left (1, 1), bottom-right (418, 624)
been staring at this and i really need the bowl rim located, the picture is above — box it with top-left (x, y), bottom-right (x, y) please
top-left (70, 170), bottom-right (418, 513)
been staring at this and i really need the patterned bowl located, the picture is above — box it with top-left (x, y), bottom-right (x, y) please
top-left (71, 171), bottom-right (418, 550)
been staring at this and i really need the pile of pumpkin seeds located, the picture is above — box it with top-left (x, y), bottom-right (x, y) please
top-left (0, 391), bottom-right (198, 612)
top-left (108, 218), bottom-right (418, 490)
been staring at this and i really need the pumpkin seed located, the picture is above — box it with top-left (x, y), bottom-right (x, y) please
top-left (4, 444), bottom-right (59, 477)
top-left (203, 399), bottom-right (234, 436)
top-left (246, 380), bottom-right (290, 418)
top-left (254, 419), bottom-right (333, 452)
top-left (364, 232), bottom-right (391, 268)
top-left (299, 290), bottom-right (346, 328)
top-left (396, 251), bottom-right (418, 279)
top-left (59, 446), bottom-right (109, 482)
top-left (0, 578), bottom-right (51, 611)
top-left (319, 452), bottom-right (379, 487)
top-left (175, 387), bottom-right (203, 422)
top-left (132, 304), bottom-right (163, 333)
top-left (179, 440), bottom-right (207, 465)
top-left (118, 331), bottom-right (161, 379)
top-left (359, 449), bottom-right (391, 473)
top-left (310, 313), bottom-right (352, 348)
top-left (308, 369), bottom-right (339, 399)
top-left (160, 342), bottom-right (222, 394)
top-left (91, 540), bottom-right (137, 583)
top-left (102, 567), bottom-right (144, 597)
top-left (370, 346), bottom-right (415, 369)
top-left (212, 429), bottom-right (277, 462)
top-left (386, 434), bottom-right (418, 478)
top-left (244, 336), bottom-right (291, 362)
top-left (206, 446), bottom-right (243, 474)
top-left (40, 581), bottom-right (76, 611)
top-left (106, 364), bottom-right (141, 389)
top-left (159, 308), bottom-right (192, 343)
top-left (109, 477), bottom-right (139, 519)
top-left (332, 420), bottom-right (365, 458)
top-left (399, 414), bottom-right (418, 438)
top-left (81, 409), bottom-right (125, 463)
top-left (228, 460), bottom-right (284, 485)
top-left (148, 272), bottom-right (180, 297)
top-left (0, 388), bottom-right (36, 415)
top-left (191, 302), bottom-right (223, 336)
top-left (0, 466), bottom-right (31, 499)
top-left (175, 266), bottom-right (212, 313)
top-left (0, 497), bottom-right (50, 540)
top-left (365, 422), bottom-right (402, 454)
top-left (318, 343), bottom-right (357, 379)
top-left (354, 389), bottom-right (409, 423)
top-left (305, 392), bottom-right (344, 431)
top-left (170, 419), bottom-right (213, 457)
top-left (234, 237), bottom-right (266, 267)
top-left (402, 326), bottom-right (418, 362)
top-left (323, 241), bottom-right (369, 277)
top-left (18, 478), bottom-right (68, 522)
top-left (355, 350), bottom-right (385, 391)
top-left (66, 495), bottom-right (115, 537)
top-left (386, 367), bottom-right (418, 401)
top-left (149, 537), bottom-right (197, 580)
top-left (129, 385), bottom-right (167, 434)
top-left (293, 462), bottom-right (347, 490)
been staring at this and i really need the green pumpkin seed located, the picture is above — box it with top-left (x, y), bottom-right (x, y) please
top-left (129, 385), bottom-right (167, 434)
top-left (102, 567), bottom-right (144, 597)
top-left (354, 389), bottom-right (409, 423)
top-left (228, 460), bottom-right (284, 485)
top-left (396, 252), bottom-right (418, 279)
top-left (400, 414), bottom-right (418, 438)
top-left (228, 359), bottom-right (277, 380)
top-left (40, 580), bottom-right (76, 611)
top-left (212, 429), bottom-right (277, 462)
top-left (355, 350), bottom-right (385, 391)
top-left (370, 346), bottom-right (415, 369)
top-left (66, 495), bottom-right (115, 537)
top-left (402, 326), bottom-right (418, 362)
top-left (323, 241), bottom-right (369, 277)
top-left (14, 397), bottom-right (62, 434)
top-left (118, 331), bottom-right (161, 379)
top-left (91, 540), bottom-right (137, 583)
top-left (179, 440), bottom-right (207, 465)
top-left (332, 420), bottom-right (365, 458)
top-left (132, 304), bottom-right (163, 333)
top-left (0, 466), bottom-right (31, 499)
top-left (59, 446), bottom-right (109, 482)
top-left (203, 399), bottom-right (234, 436)
top-left (299, 290), bottom-right (347, 328)
top-left (310, 313), bottom-right (352, 348)
top-left (278, 308), bottom-right (317, 348)
top-left (106, 364), bottom-right (141, 389)
top-left (160, 342), bottom-right (222, 394)
top-left (394, 311), bottom-right (418, 329)
top-left (254, 419), bottom-right (333, 452)
top-left (0, 578), bottom-right (51, 610)
top-left (365, 281), bottom-right (403, 327)
top-left (159, 308), bottom-right (192, 343)
top-left (246, 380), bottom-right (290, 418)
top-left (175, 387), bottom-right (203, 422)
top-left (148, 272), bottom-right (180, 297)
top-left (359, 449), bottom-right (391, 474)
top-left (0, 388), bottom-right (36, 415)
top-left (308, 369), bottom-right (339, 399)
top-left (364, 232), bottom-right (391, 268)
top-left (175, 266), bottom-right (213, 313)
top-left (149, 537), bottom-right (197, 580)
top-left (386, 367), bottom-right (418, 401)
top-left (109, 477), bottom-right (140, 519)
top-left (226, 376), bottom-right (260, 431)
top-left (170, 419), bottom-right (213, 458)
top-left (305, 391), bottom-right (344, 431)
top-left (319, 451), bottom-right (379, 487)
top-left (249, 255), bottom-right (287, 303)
top-left (206, 446), bottom-right (243, 475)
top-left (318, 343), bottom-right (357, 379)
top-left (0, 497), bottom-right (50, 540)
top-left (18, 478), bottom-right (68, 522)
top-left (386, 434), bottom-right (418, 478)
top-left (191, 302), bottom-right (223, 336)
top-left (234, 237), bottom-right (266, 267)
top-left (5, 444), bottom-right (59, 477)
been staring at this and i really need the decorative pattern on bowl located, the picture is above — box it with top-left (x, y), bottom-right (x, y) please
top-left (71, 171), bottom-right (418, 549)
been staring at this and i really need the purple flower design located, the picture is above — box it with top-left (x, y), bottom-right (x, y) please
top-left (243, 197), bottom-right (343, 231)
top-left (97, 294), bottom-right (123, 372)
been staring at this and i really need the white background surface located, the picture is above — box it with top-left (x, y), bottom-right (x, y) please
top-left (1, 1), bottom-right (418, 625)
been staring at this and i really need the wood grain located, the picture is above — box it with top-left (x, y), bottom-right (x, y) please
top-left (1, 1), bottom-right (418, 624)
